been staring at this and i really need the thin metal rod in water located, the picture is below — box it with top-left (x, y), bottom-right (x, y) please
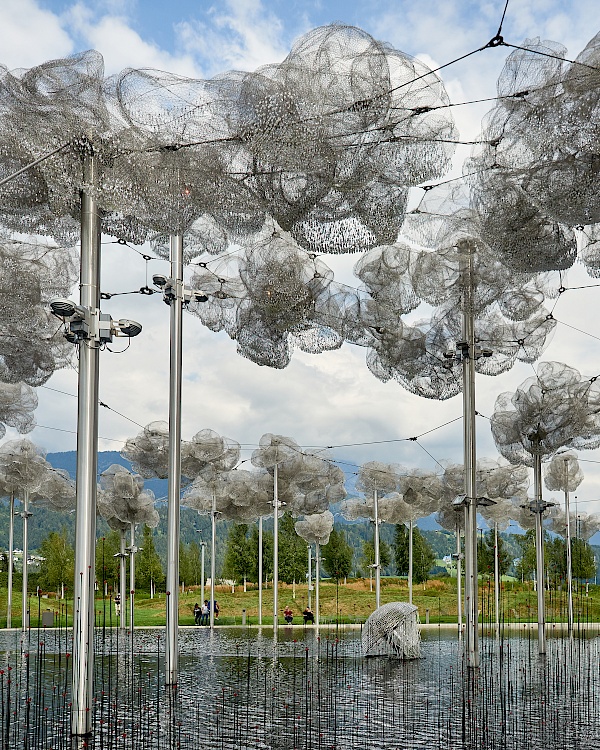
top-left (273, 463), bottom-right (279, 630)
top-left (408, 519), bottom-right (413, 605)
top-left (200, 541), bottom-right (205, 608)
top-left (373, 488), bottom-right (381, 610)
top-left (7, 493), bottom-right (14, 629)
top-left (21, 490), bottom-right (29, 631)
top-left (165, 233), bottom-right (183, 685)
top-left (456, 526), bottom-right (462, 631)
top-left (258, 517), bottom-right (263, 625)
top-left (307, 544), bottom-right (312, 610)
top-left (494, 522), bottom-right (500, 633)
top-left (71, 151), bottom-right (101, 736)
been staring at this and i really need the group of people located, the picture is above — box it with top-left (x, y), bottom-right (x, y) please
top-left (283, 605), bottom-right (315, 625)
top-left (194, 600), bottom-right (219, 625)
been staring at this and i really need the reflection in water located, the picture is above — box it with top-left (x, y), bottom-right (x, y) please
top-left (0, 627), bottom-right (599, 748)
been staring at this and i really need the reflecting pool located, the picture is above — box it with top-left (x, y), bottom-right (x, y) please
top-left (1, 626), bottom-right (600, 749)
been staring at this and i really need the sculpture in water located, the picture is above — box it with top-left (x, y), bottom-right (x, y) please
top-left (362, 601), bottom-right (421, 659)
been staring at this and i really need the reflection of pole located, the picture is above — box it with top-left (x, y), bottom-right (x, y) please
top-left (21, 490), bottom-right (30, 631)
top-left (72, 151), bottom-right (101, 736)
top-left (533, 447), bottom-right (546, 655)
top-left (494, 523), bottom-right (500, 633)
top-left (258, 517), bottom-right (263, 625)
top-left (119, 530), bottom-right (126, 631)
top-left (273, 464), bottom-right (279, 630)
top-left (456, 526), bottom-right (462, 630)
top-left (461, 243), bottom-right (479, 669)
top-left (564, 459), bottom-right (574, 634)
top-left (307, 545), bottom-right (312, 609)
top-left (7, 494), bottom-right (14, 628)
top-left (373, 489), bottom-right (380, 609)
top-left (129, 523), bottom-right (135, 631)
top-left (165, 233), bottom-right (183, 686)
top-left (408, 519), bottom-right (413, 605)
top-left (315, 542), bottom-right (320, 627)
top-left (210, 489), bottom-right (216, 629)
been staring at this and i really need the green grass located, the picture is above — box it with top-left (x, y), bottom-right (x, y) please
top-left (1, 577), bottom-right (598, 628)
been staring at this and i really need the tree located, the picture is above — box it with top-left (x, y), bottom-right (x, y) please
top-left (37, 530), bottom-right (74, 594)
top-left (477, 530), bottom-right (511, 578)
top-left (545, 536), bottom-right (567, 581)
top-left (222, 524), bottom-right (254, 586)
top-left (95, 531), bottom-right (122, 593)
top-left (278, 514), bottom-right (308, 584)
top-left (249, 525), bottom-right (273, 584)
top-left (412, 528), bottom-right (435, 584)
top-left (136, 524), bottom-right (164, 592)
top-left (361, 539), bottom-right (391, 575)
top-left (394, 524), bottom-right (409, 575)
top-left (572, 538), bottom-right (596, 581)
top-left (321, 527), bottom-right (353, 581)
top-left (515, 530), bottom-right (537, 582)
top-left (186, 542), bottom-right (202, 585)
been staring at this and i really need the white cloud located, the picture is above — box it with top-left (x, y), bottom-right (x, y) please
top-left (0, 0), bottom-right (73, 68)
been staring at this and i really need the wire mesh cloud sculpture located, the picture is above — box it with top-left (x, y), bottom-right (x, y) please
top-left (98, 464), bottom-right (159, 529)
top-left (362, 601), bottom-right (421, 659)
top-left (544, 452), bottom-right (584, 494)
top-left (294, 510), bottom-right (334, 546)
top-left (32, 467), bottom-right (76, 512)
top-left (491, 362), bottom-right (600, 467)
top-left (0, 382), bottom-right (37, 439)
top-left (121, 421), bottom-right (171, 480)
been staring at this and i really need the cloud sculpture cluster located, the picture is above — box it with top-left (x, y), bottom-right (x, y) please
top-left (491, 362), bottom-right (600, 467)
top-left (98, 463), bottom-right (159, 530)
top-left (544, 453), bottom-right (584, 494)
top-left (466, 32), bottom-right (600, 274)
top-left (294, 510), bottom-right (334, 546)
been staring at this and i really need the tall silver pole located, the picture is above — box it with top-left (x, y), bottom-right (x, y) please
top-left (129, 523), bottom-right (135, 631)
top-left (307, 545), bottom-right (312, 609)
top-left (200, 542), bottom-right (205, 607)
top-left (315, 542), bottom-right (320, 627)
top-left (564, 459), bottom-right (574, 634)
top-left (494, 523), bottom-right (500, 633)
top-left (21, 490), bottom-right (30, 631)
top-left (7, 493), bottom-right (14, 628)
top-left (72, 151), bottom-right (101, 736)
top-left (533, 450), bottom-right (546, 654)
top-left (462, 241), bottom-right (479, 669)
top-left (119, 530), bottom-right (126, 630)
top-left (456, 526), bottom-right (462, 630)
top-left (373, 488), bottom-right (381, 609)
top-left (165, 233), bottom-right (183, 685)
top-left (258, 517), bottom-right (263, 625)
top-left (408, 519), bottom-right (413, 605)
top-left (210, 489), bottom-right (216, 629)
top-left (273, 464), bottom-right (279, 630)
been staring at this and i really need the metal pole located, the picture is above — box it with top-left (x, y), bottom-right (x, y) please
top-left (408, 519), bottom-right (413, 605)
top-left (200, 542), bottom-right (205, 607)
top-left (129, 523), bottom-right (135, 631)
top-left (494, 523), bottom-right (500, 633)
top-left (21, 490), bottom-right (29, 631)
top-left (273, 464), bottom-right (279, 630)
top-left (373, 488), bottom-right (381, 610)
top-left (564, 459), bottom-right (574, 634)
top-left (71, 151), bottom-right (101, 736)
top-left (307, 545), bottom-right (312, 610)
top-left (7, 493), bottom-right (14, 628)
top-left (315, 542), bottom-right (320, 627)
top-left (119, 530), bottom-right (126, 630)
top-left (456, 526), bottom-right (462, 630)
top-left (461, 241), bottom-right (479, 669)
top-left (258, 517), bottom-right (263, 625)
top-left (165, 233), bottom-right (183, 685)
top-left (533, 450), bottom-right (546, 654)
top-left (210, 489), bottom-right (216, 629)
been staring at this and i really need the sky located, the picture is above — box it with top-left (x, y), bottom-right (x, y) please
top-left (2, 0), bottom-right (600, 522)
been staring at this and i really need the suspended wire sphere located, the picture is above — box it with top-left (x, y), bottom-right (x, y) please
top-left (362, 602), bottom-right (421, 659)
top-left (544, 452), bottom-right (584, 493)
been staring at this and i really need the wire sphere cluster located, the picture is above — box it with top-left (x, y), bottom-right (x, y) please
top-left (98, 463), bottom-right (159, 530)
top-left (544, 452), bottom-right (584, 493)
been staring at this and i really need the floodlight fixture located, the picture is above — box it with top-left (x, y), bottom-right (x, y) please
top-left (152, 274), bottom-right (168, 288)
top-left (117, 319), bottom-right (143, 338)
top-left (49, 297), bottom-right (81, 318)
top-left (452, 494), bottom-right (468, 508)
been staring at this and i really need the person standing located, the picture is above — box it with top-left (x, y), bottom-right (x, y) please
top-left (200, 600), bottom-right (210, 625)
top-left (194, 602), bottom-right (201, 625)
